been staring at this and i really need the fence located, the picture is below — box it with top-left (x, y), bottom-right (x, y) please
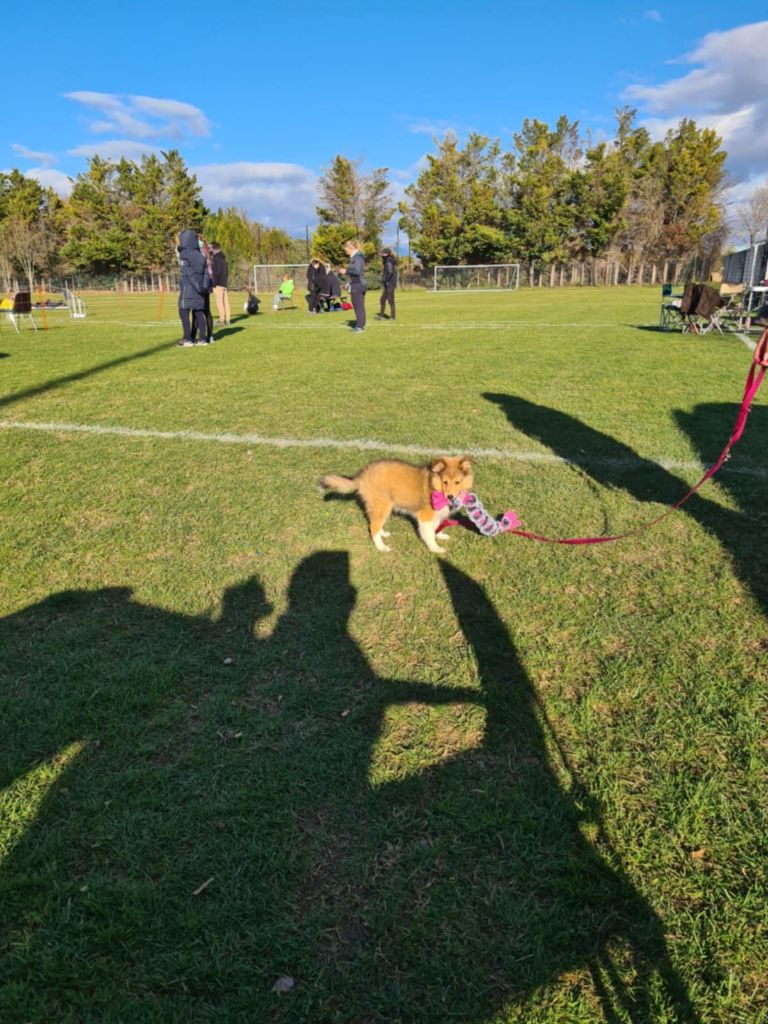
top-left (18, 257), bottom-right (715, 296)
top-left (723, 241), bottom-right (768, 288)
top-left (397, 257), bottom-right (711, 291)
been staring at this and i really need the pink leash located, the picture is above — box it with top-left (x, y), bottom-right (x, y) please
top-left (510, 333), bottom-right (768, 547)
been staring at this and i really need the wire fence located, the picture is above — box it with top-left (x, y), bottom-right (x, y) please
top-left (17, 256), bottom-right (715, 296)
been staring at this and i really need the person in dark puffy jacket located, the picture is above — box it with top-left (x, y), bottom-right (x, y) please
top-left (306, 258), bottom-right (323, 314)
top-left (176, 229), bottom-right (211, 346)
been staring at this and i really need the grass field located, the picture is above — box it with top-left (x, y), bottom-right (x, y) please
top-left (1, 287), bottom-right (767, 1023)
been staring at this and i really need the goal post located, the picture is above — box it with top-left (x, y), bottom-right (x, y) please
top-left (253, 264), bottom-right (307, 295)
top-left (431, 264), bottom-right (520, 292)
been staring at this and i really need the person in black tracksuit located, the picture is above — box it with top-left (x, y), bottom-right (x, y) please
top-left (343, 240), bottom-right (366, 332)
top-left (376, 247), bottom-right (397, 321)
top-left (176, 229), bottom-right (211, 346)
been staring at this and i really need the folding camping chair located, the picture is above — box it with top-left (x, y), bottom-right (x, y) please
top-left (716, 283), bottom-right (747, 332)
top-left (659, 282), bottom-right (684, 330)
top-left (3, 292), bottom-right (38, 333)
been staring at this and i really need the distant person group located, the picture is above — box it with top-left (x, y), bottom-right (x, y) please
top-left (301, 241), bottom-right (397, 333)
top-left (176, 229), bottom-right (397, 345)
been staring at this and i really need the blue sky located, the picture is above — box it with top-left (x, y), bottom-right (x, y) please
top-left (5, 1), bottom-right (768, 238)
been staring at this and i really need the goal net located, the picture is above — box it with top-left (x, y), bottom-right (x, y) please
top-left (432, 264), bottom-right (520, 291)
top-left (253, 264), bottom-right (308, 294)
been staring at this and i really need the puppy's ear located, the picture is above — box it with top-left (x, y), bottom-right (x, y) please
top-left (459, 456), bottom-right (473, 473)
top-left (430, 459), bottom-right (446, 474)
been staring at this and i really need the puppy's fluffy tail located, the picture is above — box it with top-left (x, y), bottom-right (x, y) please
top-left (319, 473), bottom-right (359, 495)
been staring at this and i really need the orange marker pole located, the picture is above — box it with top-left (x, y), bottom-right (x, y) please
top-left (36, 285), bottom-right (49, 330)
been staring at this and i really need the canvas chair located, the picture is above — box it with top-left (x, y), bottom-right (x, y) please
top-left (3, 292), bottom-right (38, 333)
top-left (690, 284), bottom-right (726, 334)
top-left (717, 283), bottom-right (747, 332)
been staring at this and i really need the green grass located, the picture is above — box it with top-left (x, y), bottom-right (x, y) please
top-left (1, 287), bottom-right (766, 1023)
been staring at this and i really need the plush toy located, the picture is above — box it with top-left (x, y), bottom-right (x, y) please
top-left (432, 490), bottom-right (521, 536)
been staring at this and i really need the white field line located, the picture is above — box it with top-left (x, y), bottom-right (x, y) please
top-left (2, 418), bottom-right (767, 478)
top-left (737, 333), bottom-right (757, 352)
top-left (83, 318), bottom-right (653, 331)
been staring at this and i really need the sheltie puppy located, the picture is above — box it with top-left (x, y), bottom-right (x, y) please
top-left (319, 456), bottom-right (473, 553)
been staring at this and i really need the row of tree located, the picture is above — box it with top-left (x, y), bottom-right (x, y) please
top-left (1, 108), bottom-right (764, 291)
top-left (398, 109), bottom-right (728, 268)
top-left (0, 152), bottom-right (306, 291)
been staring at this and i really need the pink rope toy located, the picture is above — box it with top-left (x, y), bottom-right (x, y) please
top-left (432, 490), bottom-right (521, 536)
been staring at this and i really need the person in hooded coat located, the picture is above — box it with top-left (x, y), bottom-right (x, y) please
top-left (176, 229), bottom-right (212, 346)
top-left (375, 247), bottom-right (397, 321)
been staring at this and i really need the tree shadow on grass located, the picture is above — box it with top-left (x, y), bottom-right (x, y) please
top-left (0, 554), bottom-right (697, 1022)
top-left (484, 392), bottom-right (768, 614)
top-left (0, 340), bottom-right (179, 411)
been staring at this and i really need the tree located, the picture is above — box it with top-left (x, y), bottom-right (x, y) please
top-left (61, 151), bottom-right (207, 277)
top-left (317, 156), bottom-right (394, 250)
top-left (0, 211), bottom-right (61, 291)
top-left (733, 181), bottom-right (768, 246)
top-left (503, 117), bottom-right (583, 264)
top-left (0, 170), bottom-right (47, 224)
top-left (399, 133), bottom-right (506, 266)
top-left (653, 118), bottom-right (727, 260)
top-left (311, 222), bottom-right (358, 266)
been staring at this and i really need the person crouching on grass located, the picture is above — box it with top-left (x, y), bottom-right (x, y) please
top-left (344, 239), bottom-right (366, 332)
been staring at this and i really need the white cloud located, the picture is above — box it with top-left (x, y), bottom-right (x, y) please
top-left (64, 91), bottom-right (210, 140)
top-left (12, 143), bottom-right (58, 168)
top-left (24, 168), bottom-right (73, 196)
top-left (131, 96), bottom-right (210, 137)
top-left (643, 9), bottom-right (662, 22)
top-left (408, 119), bottom-right (462, 137)
top-left (192, 162), bottom-right (319, 231)
top-left (623, 20), bottom-right (768, 184)
top-left (68, 140), bottom-right (162, 160)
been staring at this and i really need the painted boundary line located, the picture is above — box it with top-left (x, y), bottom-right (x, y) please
top-left (84, 318), bottom-right (654, 331)
top-left (2, 418), bottom-right (767, 478)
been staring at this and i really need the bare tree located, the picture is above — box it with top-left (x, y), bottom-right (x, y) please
top-left (734, 182), bottom-right (768, 246)
top-left (0, 215), bottom-right (59, 292)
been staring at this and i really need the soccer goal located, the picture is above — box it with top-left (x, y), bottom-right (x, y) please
top-left (431, 264), bottom-right (520, 292)
top-left (253, 264), bottom-right (307, 295)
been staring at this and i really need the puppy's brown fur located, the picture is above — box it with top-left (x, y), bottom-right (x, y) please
top-left (320, 456), bottom-right (473, 553)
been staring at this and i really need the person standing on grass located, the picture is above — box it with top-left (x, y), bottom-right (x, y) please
top-left (306, 258), bottom-right (323, 314)
top-left (344, 239), bottom-right (366, 332)
top-left (375, 246), bottom-right (397, 321)
top-left (209, 241), bottom-right (231, 325)
top-left (176, 229), bottom-right (211, 347)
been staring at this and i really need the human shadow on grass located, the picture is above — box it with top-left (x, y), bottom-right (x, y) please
top-left (0, 555), bottom-right (697, 1022)
top-left (484, 392), bottom-right (768, 614)
top-left (0, 339), bottom-right (179, 411)
top-left (210, 326), bottom-right (244, 340)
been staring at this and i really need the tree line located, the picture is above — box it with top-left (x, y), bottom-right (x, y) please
top-left (0, 150), bottom-right (306, 292)
top-left (0, 108), bottom-right (754, 292)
